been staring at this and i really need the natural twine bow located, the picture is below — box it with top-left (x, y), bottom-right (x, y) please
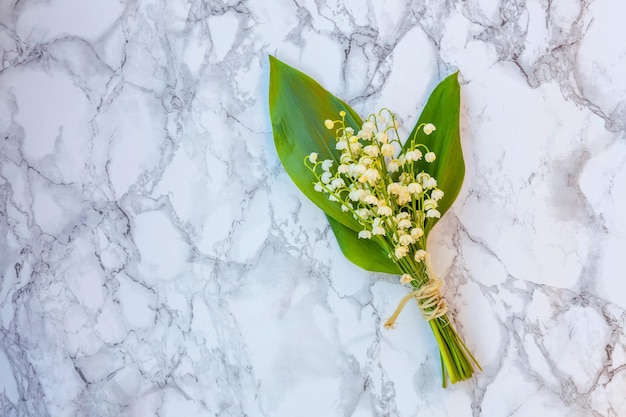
top-left (384, 254), bottom-right (448, 329)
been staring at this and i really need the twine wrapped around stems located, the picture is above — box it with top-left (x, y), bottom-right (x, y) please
top-left (384, 254), bottom-right (448, 328)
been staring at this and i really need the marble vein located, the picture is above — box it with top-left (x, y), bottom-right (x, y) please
top-left (0, 0), bottom-right (625, 416)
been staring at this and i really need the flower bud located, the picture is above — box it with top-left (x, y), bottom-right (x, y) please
top-left (377, 205), bottom-right (393, 216)
top-left (381, 144), bottom-right (394, 157)
top-left (363, 145), bottom-right (380, 157)
top-left (376, 132), bottom-right (388, 143)
top-left (431, 189), bottom-right (444, 201)
top-left (397, 219), bottom-right (412, 229)
top-left (358, 230), bottom-right (372, 239)
top-left (408, 183), bottom-right (423, 194)
top-left (423, 123), bottom-right (436, 135)
top-left (372, 226), bottom-right (385, 235)
top-left (414, 249), bottom-right (427, 262)
top-left (398, 234), bottom-right (414, 246)
top-left (426, 209), bottom-right (441, 218)
top-left (400, 274), bottom-right (413, 285)
top-left (395, 246), bottom-right (409, 259)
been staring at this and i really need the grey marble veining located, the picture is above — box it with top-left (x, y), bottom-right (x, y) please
top-left (1, 0), bottom-right (625, 416)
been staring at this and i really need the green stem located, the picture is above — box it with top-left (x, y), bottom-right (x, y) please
top-left (400, 262), bottom-right (480, 387)
top-left (428, 313), bottom-right (480, 386)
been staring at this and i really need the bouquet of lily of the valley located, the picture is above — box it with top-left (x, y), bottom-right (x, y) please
top-left (268, 56), bottom-right (480, 386)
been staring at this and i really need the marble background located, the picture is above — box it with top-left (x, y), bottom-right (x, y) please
top-left (1, 0), bottom-right (625, 416)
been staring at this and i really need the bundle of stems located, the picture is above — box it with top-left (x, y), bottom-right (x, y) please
top-left (392, 259), bottom-right (481, 386)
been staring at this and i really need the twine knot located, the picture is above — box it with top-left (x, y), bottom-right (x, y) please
top-left (384, 254), bottom-right (449, 329)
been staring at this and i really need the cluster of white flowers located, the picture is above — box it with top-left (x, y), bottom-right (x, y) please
top-left (305, 109), bottom-right (445, 280)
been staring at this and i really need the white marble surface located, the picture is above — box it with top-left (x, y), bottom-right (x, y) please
top-left (1, 0), bottom-right (625, 416)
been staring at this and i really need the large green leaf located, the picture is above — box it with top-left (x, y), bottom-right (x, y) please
top-left (269, 55), bottom-right (362, 232)
top-left (269, 56), bottom-right (399, 273)
top-left (402, 72), bottom-right (464, 235)
top-left (326, 215), bottom-right (401, 274)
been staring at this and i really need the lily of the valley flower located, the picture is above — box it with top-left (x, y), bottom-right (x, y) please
top-left (358, 230), bottom-right (372, 239)
top-left (400, 274), bottom-right (414, 285)
top-left (307, 109), bottom-right (446, 269)
top-left (423, 123), bottom-right (436, 135)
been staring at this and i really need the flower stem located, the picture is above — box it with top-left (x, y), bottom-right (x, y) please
top-left (429, 314), bottom-right (481, 386)
top-left (399, 262), bottom-right (480, 387)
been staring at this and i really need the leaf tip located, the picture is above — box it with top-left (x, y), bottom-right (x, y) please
top-left (269, 55), bottom-right (290, 74)
top-left (268, 54), bottom-right (278, 70)
top-left (447, 71), bottom-right (460, 82)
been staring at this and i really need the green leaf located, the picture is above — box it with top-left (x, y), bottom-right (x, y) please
top-left (326, 215), bottom-right (401, 274)
top-left (402, 72), bottom-right (464, 235)
top-left (269, 55), bottom-right (398, 273)
top-left (269, 55), bottom-right (362, 232)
